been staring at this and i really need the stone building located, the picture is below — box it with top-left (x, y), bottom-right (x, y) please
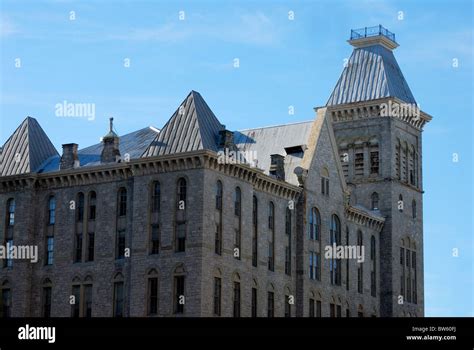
top-left (0, 26), bottom-right (431, 317)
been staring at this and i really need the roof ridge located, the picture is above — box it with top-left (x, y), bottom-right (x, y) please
top-left (238, 120), bottom-right (313, 132)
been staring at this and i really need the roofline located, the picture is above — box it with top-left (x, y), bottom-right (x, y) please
top-left (238, 120), bottom-right (313, 132)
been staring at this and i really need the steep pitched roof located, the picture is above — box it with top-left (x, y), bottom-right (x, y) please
top-left (326, 44), bottom-right (416, 106)
top-left (0, 117), bottom-right (58, 176)
top-left (234, 121), bottom-right (313, 186)
top-left (143, 90), bottom-right (224, 157)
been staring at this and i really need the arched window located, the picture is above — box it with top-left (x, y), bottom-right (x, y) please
top-left (6, 199), bottom-right (15, 226)
top-left (370, 235), bottom-right (376, 297)
top-left (76, 193), bottom-right (84, 222)
top-left (215, 181), bottom-right (223, 210)
top-left (232, 273), bottom-right (241, 317)
top-left (177, 178), bottom-right (187, 208)
top-left (330, 215), bottom-right (341, 285)
top-left (309, 207), bottom-right (321, 240)
top-left (357, 231), bottom-right (363, 294)
top-left (252, 196), bottom-right (258, 267)
top-left (48, 196), bottom-right (56, 225)
top-left (173, 267), bottom-right (186, 314)
top-left (412, 199), bottom-right (416, 219)
top-left (118, 188), bottom-right (127, 216)
top-left (151, 181), bottom-right (160, 213)
top-left (371, 192), bottom-right (379, 210)
top-left (88, 191), bottom-right (96, 220)
top-left (234, 187), bottom-right (241, 216)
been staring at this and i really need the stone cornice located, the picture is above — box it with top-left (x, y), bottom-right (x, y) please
top-left (322, 97), bottom-right (432, 131)
top-left (346, 205), bottom-right (385, 233)
top-left (0, 150), bottom-right (301, 200)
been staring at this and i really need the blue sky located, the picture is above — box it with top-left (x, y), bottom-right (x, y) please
top-left (0, 0), bottom-right (472, 316)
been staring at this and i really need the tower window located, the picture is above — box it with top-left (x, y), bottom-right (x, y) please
top-left (6, 199), bottom-right (15, 226)
top-left (371, 192), bottom-right (379, 210)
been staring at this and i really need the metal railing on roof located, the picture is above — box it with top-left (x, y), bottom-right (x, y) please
top-left (350, 25), bottom-right (396, 43)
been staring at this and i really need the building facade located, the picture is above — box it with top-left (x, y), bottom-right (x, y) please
top-left (0, 27), bottom-right (431, 317)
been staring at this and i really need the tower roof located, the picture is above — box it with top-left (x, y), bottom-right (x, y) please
top-left (327, 26), bottom-right (416, 106)
top-left (0, 116), bottom-right (58, 176)
top-left (143, 90), bottom-right (224, 157)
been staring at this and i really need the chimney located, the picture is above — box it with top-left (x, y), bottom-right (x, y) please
top-left (269, 154), bottom-right (285, 181)
top-left (101, 117), bottom-right (121, 163)
top-left (60, 143), bottom-right (79, 170)
top-left (218, 129), bottom-right (235, 150)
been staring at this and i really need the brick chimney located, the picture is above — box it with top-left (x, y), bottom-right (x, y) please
top-left (101, 117), bottom-right (121, 163)
top-left (60, 143), bottom-right (79, 170)
top-left (218, 129), bottom-right (235, 150)
top-left (270, 154), bottom-right (285, 181)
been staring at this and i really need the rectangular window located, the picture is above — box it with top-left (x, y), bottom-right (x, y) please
top-left (0, 289), bottom-right (11, 318)
top-left (74, 233), bottom-right (82, 263)
top-left (325, 178), bottom-right (329, 196)
top-left (233, 282), bottom-right (241, 317)
top-left (316, 300), bottom-right (322, 317)
top-left (113, 282), bottom-right (124, 317)
top-left (371, 271), bottom-right (376, 297)
top-left (174, 276), bottom-right (185, 314)
top-left (42, 287), bottom-right (52, 318)
top-left (268, 242), bottom-right (274, 271)
top-left (355, 152), bottom-right (364, 176)
top-left (150, 224), bottom-right (160, 255)
top-left (5, 239), bottom-right (13, 268)
top-left (285, 296), bottom-right (291, 317)
top-left (215, 223), bottom-right (222, 255)
top-left (337, 305), bottom-right (342, 318)
top-left (251, 288), bottom-right (257, 318)
top-left (267, 292), bottom-right (274, 317)
top-left (87, 232), bottom-right (94, 262)
top-left (330, 303), bottom-right (335, 317)
top-left (315, 253), bottom-right (321, 281)
top-left (148, 278), bottom-right (158, 316)
top-left (370, 151), bottom-right (379, 174)
top-left (213, 278), bottom-right (221, 316)
top-left (346, 309), bottom-right (350, 317)
top-left (309, 299), bottom-right (315, 317)
top-left (175, 222), bottom-right (186, 252)
top-left (88, 198), bottom-right (96, 220)
top-left (285, 246), bottom-right (291, 275)
top-left (83, 284), bottom-right (92, 317)
top-left (358, 266), bottom-right (363, 294)
top-left (46, 237), bottom-right (54, 265)
top-left (116, 230), bottom-right (126, 259)
top-left (71, 285), bottom-right (81, 317)
top-left (400, 247), bottom-right (405, 265)
top-left (321, 177), bottom-right (325, 194)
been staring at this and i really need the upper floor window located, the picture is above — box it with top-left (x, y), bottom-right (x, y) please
top-left (118, 188), bottom-right (127, 216)
top-left (76, 193), bottom-right (84, 222)
top-left (6, 199), bottom-right (15, 226)
top-left (321, 167), bottom-right (329, 196)
top-left (88, 191), bottom-right (96, 220)
top-left (48, 196), bottom-right (56, 225)
top-left (234, 187), bottom-right (241, 216)
top-left (177, 178), bottom-right (187, 209)
top-left (371, 192), bottom-right (379, 210)
top-left (309, 207), bottom-right (321, 240)
top-left (354, 151), bottom-right (364, 177)
top-left (398, 194), bottom-right (403, 212)
top-left (330, 214), bottom-right (341, 286)
top-left (268, 202), bottom-right (274, 230)
top-left (412, 200), bottom-right (416, 219)
top-left (370, 149), bottom-right (379, 174)
top-left (215, 181), bottom-right (223, 210)
top-left (151, 181), bottom-right (160, 213)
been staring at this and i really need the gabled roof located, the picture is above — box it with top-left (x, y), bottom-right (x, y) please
top-left (143, 90), bottom-right (224, 157)
top-left (326, 44), bottom-right (416, 106)
top-left (0, 117), bottom-right (58, 176)
top-left (234, 121), bottom-right (313, 186)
